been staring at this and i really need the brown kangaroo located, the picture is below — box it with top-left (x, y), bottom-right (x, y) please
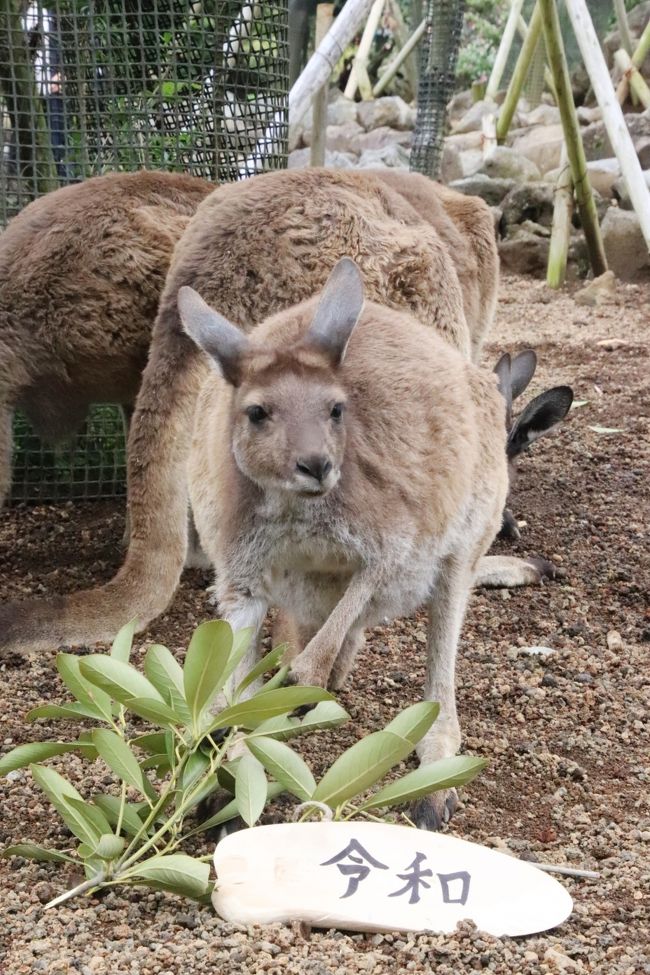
top-left (0, 170), bottom-right (212, 506)
top-left (181, 259), bottom-right (508, 829)
top-left (0, 168), bottom-right (551, 655)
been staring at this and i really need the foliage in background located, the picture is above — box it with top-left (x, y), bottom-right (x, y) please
top-left (456, 0), bottom-right (510, 90)
top-left (0, 620), bottom-right (485, 907)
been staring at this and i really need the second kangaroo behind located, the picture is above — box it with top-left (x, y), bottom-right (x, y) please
top-left (180, 259), bottom-right (509, 830)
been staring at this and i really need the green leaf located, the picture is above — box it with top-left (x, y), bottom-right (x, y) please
top-left (189, 781), bottom-right (285, 836)
top-left (383, 702), bottom-right (440, 747)
top-left (261, 666), bottom-right (290, 693)
top-left (56, 655), bottom-right (113, 721)
top-left (140, 754), bottom-right (171, 774)
top-left (144, 645), bottom-right (191, 723)
top-left (183, 620), bottom-right (233, 731)
top-left (221, 627), bottom-right (255, 685)
top-left (94, 834), bottom-right (126, 860)
top-left (235, 644), bottom-right (287, 698)
top-left (66, 797), bottom-right (114, 840)
top-left (359, 756), bottom-right (488, 810)
top-left (253, 700), bottom-right (350, 740)
top-left (1, 843), bottom-right (76, 863)
top-left (216, 763), bottom-right (237, 795)
top-left (92, 730), bottom-right (147, 796)
top-left (30, 766), bottom-right (110, 848)
top-left (247, 736), bottom-right (316, 801)
top-left (131, 733), bottom-right (167, 755)
top-left (92, 795), bottom-right (146, 838)
top-left (79, 657), bottom-right (165, 708)
top-left (313, 730), bottom-right (417, 809)
top-left (126, 697), bottom-right (179, 726)
top-left (125, 854), bottom-right (210, 900)
top-left (181, 750), bottom-right (210, 791)
top-left (0, 741), bottom-right (95, 777)
top-left (111, 619), bottom-right (137, 663)
top-left (235, 753), bottom-right (268, 827)
top-left (208, 686), bottom-right (333, 732)
top-left (27, 703), bottom-right (103, 722)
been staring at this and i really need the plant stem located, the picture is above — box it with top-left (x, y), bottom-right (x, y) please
top-left (44, 871), bottom-right (106, 910)
top-left (115, 781), bottom-right (127, 837)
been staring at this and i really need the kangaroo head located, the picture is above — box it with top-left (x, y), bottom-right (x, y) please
top-left (178, 258), bottom-right (365, 498)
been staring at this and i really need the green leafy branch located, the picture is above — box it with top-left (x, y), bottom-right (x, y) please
top-left (1, 620), bottom-right (486, 907)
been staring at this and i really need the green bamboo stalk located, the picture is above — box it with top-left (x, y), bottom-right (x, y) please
top-left (496, 1), bottom-right (542, 142)
top-left (539, 0), bottom-right (607, 277)
top-left (616, 21), bottom-right (650, 104)
top-left (614, 48), bottom-right (650, 109)
top-left (547, 146), bottom-right (574, 288)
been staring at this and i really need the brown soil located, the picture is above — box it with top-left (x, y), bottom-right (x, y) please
top-left (1, 273), bottom-right (649, 974)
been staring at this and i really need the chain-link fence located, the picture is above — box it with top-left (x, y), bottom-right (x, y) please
top-left (2, 0), bottom-right (289, 502)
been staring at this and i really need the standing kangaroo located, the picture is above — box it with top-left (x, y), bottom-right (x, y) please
top-left (0, 168), bottom-right (551, 655)
top-left (181, 259), bottom-right (509, 829)
top-left (0, 170), bottom-right (212, 505)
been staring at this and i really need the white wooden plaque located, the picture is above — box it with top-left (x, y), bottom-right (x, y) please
top-left (212, 822), bottom-right (573, 936)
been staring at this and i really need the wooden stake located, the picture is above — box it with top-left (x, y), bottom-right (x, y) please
top-left (373, 18), bottom-right (426, 97)
top-left (539, 0), bottom-right (607, 276)
top-left (564, 0), bottom-right (650, 251)
top-left (496, 1), bottom-right (542, 142)
top-left (613, 0), bottom-right (633, 56)
top-left (486, 0), bottom-right (526, 101)
top-left (547, 146), bottom-right (574, 288)
top-left (614, 48), bottom-right (650, 109)
top-left (310, 3), bottom-right (335, 167)
top-left (344, 0), bottom-right (385, 101)
top-left (616, 21), bottom-right (650, 104)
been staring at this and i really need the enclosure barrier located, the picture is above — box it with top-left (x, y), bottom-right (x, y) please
top-left (1, 0), bottom-right (289, 501)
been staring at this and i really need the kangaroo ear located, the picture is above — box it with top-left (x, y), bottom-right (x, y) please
top-left (493, 353), bottom-right (513, 425)
top-left (510, 349), bottom-right (537, 401)
top-left (303, 257), bottom-right (365, 367)
top-left (178, 286), bottom-right (249, 386)
top-left (507, 385), bottom-right (574, 458)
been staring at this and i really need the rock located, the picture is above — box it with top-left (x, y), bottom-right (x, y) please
top-left (302, 121), bottom-right (364, 153)
top-left (585, 158), bottom-right (621, 198)
top-left (458, 148), bottom-right (484, 178)
top-left (357, 143), bottom-right (410, 169)
top-left (596, 338), bottom-right (628, 349)
top-left (326, 93), bottom-right (359, 128)
top-left (520, 219), bottom-right (550, 238)
top-left (574, 271), bottom-right (617, 307)
top-left (288, 148), bottom-right (357, 170)
top-left (447, 89), bottom-right (474, 127)
top-left (601, 207), bottom-right (650, 280)
top-left (544, 946), bottom-right (578, 971)
top-left (519, 105), bottom-right (561, 127)
top-left (481, 146), bottom-right (542, 182)
top-left (511, 123), bottom-right (564, 175)
top-left (356, 96), bottom-right (415, 132)
top-left (444, 130), bottom-right (484, 152)
top-left (452, 99), bottom-right (504, 135)
top-left (613, 169), bottom-right (650, 208)
top-left (498, 227), bottom-right (550, 274)
top-left (501, 182), bottom-right (554, 229)
top-left (518, 645), bottom-right (556, 657)
top-left (448, 174), bottom-right (515, 206)
top-left (577, 105), bottom-right (602, 126)
top-left (582, 109), bottom-right (650, 162)
top-left (606, 629), bottom-right (624, 650)
top-left (440, 141), bottom-right (463, 184)
top-left (350, 126), bottom-right (412, 154)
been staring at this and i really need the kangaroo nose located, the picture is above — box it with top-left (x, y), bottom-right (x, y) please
top-left (296, 456), bottom-right (332, 483)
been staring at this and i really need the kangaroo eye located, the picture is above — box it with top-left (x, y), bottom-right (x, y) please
top-left (330, 403), bottom-right (344, 421)
top-left (246, 405), bottom-right (268, 425)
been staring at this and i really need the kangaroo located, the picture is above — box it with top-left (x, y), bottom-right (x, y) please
top-left (181, 259), bottom-right (509, 829)
top-left (0, 168), bottom-right (551, 656)
top-left (0, 170), bottom-right (212, 506)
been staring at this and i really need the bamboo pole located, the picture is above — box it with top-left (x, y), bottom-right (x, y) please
top-left (564, 0), bottom-right (650, 251)
top-left (373, 18), bottom-right (426, 97)
top-left (385, 0), bottom-right (418, 97)
top-left (613, 0), bottom-right (633, 56)
top-left (616, 21), bottom-right (650, 104)
top-left (547, 146), bottom-right (574, 288)
top-left (486, 0), bottom-right (526, 101)
top-left (344, 0), bottom-right (385, 100)
top-left (310, 3), bottom-right (335, 167)
top-left (614, 48), bottom-right (650, 109)
top-left (517, 14), bottom-right (556, 99)
top-left (539, 0), bottom-right (608, 276)
top-left (496, 1), bottom-right (542, 142)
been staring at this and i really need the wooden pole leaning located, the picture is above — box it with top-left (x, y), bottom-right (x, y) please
top-left (539, 0), bottom-right (607, 276)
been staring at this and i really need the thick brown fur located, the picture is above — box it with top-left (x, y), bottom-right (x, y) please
top-left (0, 170), bottom-right (212, 503)
top-left (0, 168), bottom-right (501, 654)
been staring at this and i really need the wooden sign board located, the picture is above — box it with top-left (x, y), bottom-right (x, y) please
top-left (213, 822), bottom-right (573, 937)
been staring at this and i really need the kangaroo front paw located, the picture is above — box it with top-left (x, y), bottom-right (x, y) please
top-left (527, 556), bottom-right (562, 582)
top-left (410, 788), bottom-right (458, 831)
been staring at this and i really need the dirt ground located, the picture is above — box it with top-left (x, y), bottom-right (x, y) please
top-left (0, 272), bottom-right (648, 974)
